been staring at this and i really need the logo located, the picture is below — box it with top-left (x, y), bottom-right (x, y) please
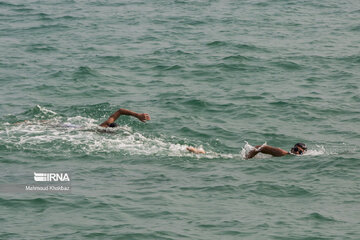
top-left (34, 172), bottom-right (70, 182)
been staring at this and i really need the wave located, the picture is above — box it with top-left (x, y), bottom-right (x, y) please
top-left (271, 60), bottom-right (302, 70)
top-left (0, 2), bottom-right (25, 7)
top-left (206, 40), bottom-right (228, 47)
top-left (22, 24), bottom-right (69, 32)
top-left (26, 44), bottom-right (57, 52)
top-left (222, 55), bottom-right (252, 62)
top-left (73, 66), bottom-right (100, 78)
top-left (97, 55), bottom-right (124, 62)
top-left (206, 41), bottom-right (269, 52)
top-left (152, 64), bottom-right (183, 71)
top-left (36, 105), bottom-right (57, 116)
top-left (303, 212), bottom-right (339, 222)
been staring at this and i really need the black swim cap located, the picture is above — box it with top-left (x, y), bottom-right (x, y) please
top-left (109, 123), bottom-right (119, 128)
top-left (294, 143), bottom-right (307, 150)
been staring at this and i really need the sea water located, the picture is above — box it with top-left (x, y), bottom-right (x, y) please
top-left (0, 0), bottom-right (359, 239)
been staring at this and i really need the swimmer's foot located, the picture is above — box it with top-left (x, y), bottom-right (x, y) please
top-left (186, 146), bottom-right (205, 154)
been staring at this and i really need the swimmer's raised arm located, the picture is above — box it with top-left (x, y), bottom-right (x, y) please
top-left (246, 145), bottom-right (289, 159)
top-left (100, 108), bottom-right (150, 127)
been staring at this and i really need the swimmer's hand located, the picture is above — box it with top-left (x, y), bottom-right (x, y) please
top-left (187, 146), bottom-right (205, 154)
top-left (137, 113), bottom-right (151, 122)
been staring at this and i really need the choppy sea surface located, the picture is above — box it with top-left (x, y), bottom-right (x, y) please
top-left (1, 0), bottom-right (359, 239)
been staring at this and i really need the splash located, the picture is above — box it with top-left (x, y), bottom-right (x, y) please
top-left (303, 145), bottom-right (326, 156)
top-left (1, 106), bottom-right (233, 159)
top-left (241, 141), bottom-right (270, 159)
top-left (36, 105), bottom-right (57, 116)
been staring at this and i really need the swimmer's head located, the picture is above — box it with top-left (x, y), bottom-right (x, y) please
top-left (109, 123), bottom-right (119, 128)
top-left (290, 143), bottom-right (307, 155)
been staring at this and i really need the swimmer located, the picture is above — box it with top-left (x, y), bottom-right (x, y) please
top-left (244, 143), bottom-right (307, 159)
top-left (99, 108), bottom-right (150, 128)
top-left (186, 143), bottom-right (307, 158)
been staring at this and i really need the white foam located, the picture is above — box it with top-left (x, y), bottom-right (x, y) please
top-left (241, 141), bottom-right (271, 159)
top-left (36, 105), bottom-right (57, 115)
top-left (303, 145), bottom-right (326, 156)
top-left (1, 116), bottom-right (235, 158)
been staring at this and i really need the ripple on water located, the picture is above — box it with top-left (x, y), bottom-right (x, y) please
top-left (302, 212), bottom-right (339, 223)
top-left (26, 44), bottom-right (58, 53)
top-left (249, 182), bottom-right (313, 198)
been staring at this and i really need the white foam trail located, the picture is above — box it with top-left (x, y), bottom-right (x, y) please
top-left (1, 116), bottom-right (235, 159)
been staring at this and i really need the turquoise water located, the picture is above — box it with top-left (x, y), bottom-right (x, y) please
top-left (1, 0), bottom-right (360, 239)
